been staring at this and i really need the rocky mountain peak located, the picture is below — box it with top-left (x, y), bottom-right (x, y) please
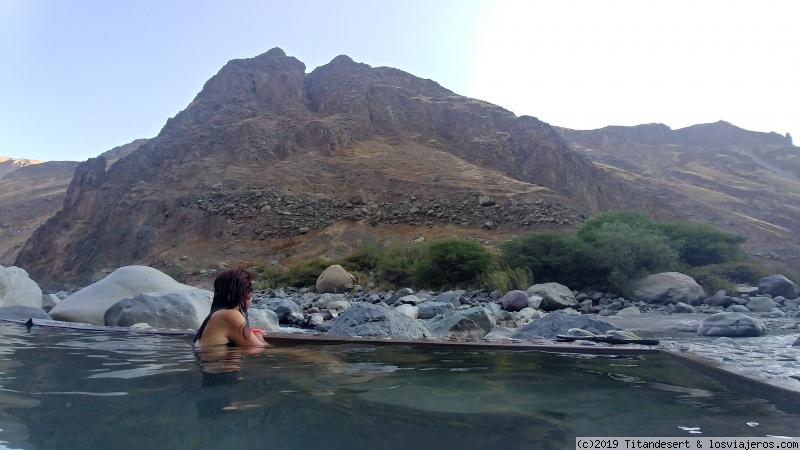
top-left (14, 50), bottom-right (668, 289)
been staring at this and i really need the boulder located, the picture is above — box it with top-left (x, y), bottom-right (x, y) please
top-left (394, 304), bottom-right (419, 319)
top-left (615, 306), bottom-right (641, 316)
top-left (501, 290), bottom-right (529, 312)
top-left (697, 312), bottom-right (766, 337)
top-left (746, 296), bottom-right (777, 313)
top-left (526, 283), bottom-right (577, 311)
top-left (417, 301), bottom-right (454, 320)
top-left (265, 298), bottom-right (302, 323)
top-left (247, 308), bottom-right (280, 332)
top-left (425, 313), bottom-right (485, 340)
top-left (313, 293), bottom-right (344, 309)
top-left (673, 320), bottom-right (701, 332)
top-left (326, 303), bottom-right (431, 339)
top-left (633, 272), bottom-right (705, 305)
top-left (42, 294), bottom-right (61, 312)
top-left (49, 266), bottom-right (196, 325)
top-left (458, 306), bottom-right (495, 333)
top-left (395, 295), bottom-right (424, 305)
top-left (0, 306), bottom-right (52, 321)
top-left (758, 275), bottom-right (799, 299)
top-left (704, 290), bottom-right (733, 308)
top-left (512, 309), bottom-right (620, 340)
top-left (674, 302), bottom-right (696, 314)
top-left (103, 289), bottom-right (213, 329)
top-left (326, 300), bottom-right (352, 312)
top-left (315, 265), bottom-right (355, 294)
top-left (0, 266), bottom-right (42, 308)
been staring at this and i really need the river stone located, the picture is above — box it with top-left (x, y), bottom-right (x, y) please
top-left (395, 295), bottom-right (424, 305)
top-left (425, 313), bottom-right (485, 340)
top-left (697, 312), bottom-right (765, 337)
top-left (512, 309), bottom-right (620, 340)
top-left (0, 266), bottom-right (42, 309)
top-left (265, 298), bottom-right (302, 323)
top-left (326, 300), bottom-right (352, 312)
top-left (746, 296), bottom-right (777, 313)
top-left (728, 305), bottom-right (751, 313)
top-left (526, 283), bottom-right (577, 311)
top-left (758, 275), bottom-right (799, 299)
top-left (417, 301), bottom-right (454, 320)
top-left (459, 306), bottom-right (496, 333)
top-left (0, 306), bottom-right (52, 321)
top-left (394, 304), bottom-right (419, 319)
top-left (793, 336), bottom-right (800, 347)
top-left (326, 303), bottom-right (432, 339)
top-left (501, 290), bottom-right (529, 312)
top-left (315, 265), bottom-right (355, 294)
top-left (103, 289), bottom-right (213, 329)
top-left (49, 266), bottom-right (196, 325)
top-left (705, 290), bottom-right (733, 308)
top-left (674, 302), bottom-right (696, 313)
top-left (42, 294), bottom-right (61, 312)
top-left (633, 272), bottom-right (705, 305)
top-left (434, 291), bottom-right (456, 306)
top-left (615, 306), bottom-right (641, 316)
top-left (247, 308), bottom-right (280, 332)
top-left (313, 293), bottom-right (344, 309)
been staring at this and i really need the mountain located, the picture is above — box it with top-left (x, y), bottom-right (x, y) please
top-left (558, 121), bottom-right (800, 266)
top-left (13, 48), bottom-right (667, 289)
top-left (0, 157), bottom-right (44, 179)
top-left (0, 140), bottom-right (148, 265)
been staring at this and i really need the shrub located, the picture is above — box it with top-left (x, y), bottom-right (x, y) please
top-left (499, 231), bottom-right (605, 288)
top-left (283, 257), bottom-right (331, 288)
top-left (584, 221), bottom-right (680, 295)
top-left (577, 210), bottom-right (657, 243)
top-left (477, 267), bottom-right (534, 294)
top-left (686, 261), bottom-right (773, 294)
top-left (376, 242), bottom-right (426, 288)
top-left (655, 220), bottom-right (746, 266)
top-left (414, 238), bottom-right (493, 289)
top-left (338, 242), bottom-right (383, 273)
top-left (253, 264), bottom-right (288, 290)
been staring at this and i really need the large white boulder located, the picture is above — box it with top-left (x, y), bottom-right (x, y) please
top-left (633, 272), bottom-right (706, 305)
top-left (0, 266), bottom-right (42, 309)
top-left (49, 266), bottom-right (196, 325)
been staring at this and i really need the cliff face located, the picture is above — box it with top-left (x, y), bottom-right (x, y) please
top-left (559, 122), bottom-right (800, 268)
top-left (15, 48), bottom-right (666, 289)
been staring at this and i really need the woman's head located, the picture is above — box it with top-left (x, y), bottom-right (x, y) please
top-left (211, 268), bottom-right (253, 311)
top-left (193, 268), bottom-right (254, 344)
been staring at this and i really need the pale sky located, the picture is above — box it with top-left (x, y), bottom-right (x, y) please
top-left (1, 0), bottom-right (797, 162)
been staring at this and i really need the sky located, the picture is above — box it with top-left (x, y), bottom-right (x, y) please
top-left (1, 0), bottom-right (797, 162)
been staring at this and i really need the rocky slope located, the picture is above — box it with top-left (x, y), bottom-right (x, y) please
top-left (14, 48), bottom-right (667, 289)
top-left (0, 140), bottom-right (148, 265)
top-left (558, 122), bottom-right (800, 268)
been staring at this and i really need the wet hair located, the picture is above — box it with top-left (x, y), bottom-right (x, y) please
top-left (193, 268), bottom-right (254, 344)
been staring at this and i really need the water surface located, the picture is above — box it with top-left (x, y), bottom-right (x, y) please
top-left (0, 323), bottom-right (797, 449)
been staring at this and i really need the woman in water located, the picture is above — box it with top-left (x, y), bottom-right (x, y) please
top-left (193, 268), bottom-right (267, 348)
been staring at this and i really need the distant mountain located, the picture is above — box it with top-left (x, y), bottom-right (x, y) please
top-left (558, 121), bottom-right (800, 268)
top-left (0, 140), bottom-right (148, 265)
top-left (0, 157), bottom-right (44, 179)
top-left (13, 48), bottom-right (667, 289)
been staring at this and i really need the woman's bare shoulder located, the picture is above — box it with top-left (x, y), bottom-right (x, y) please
top-left (211, 308), bottom-right (246, 324)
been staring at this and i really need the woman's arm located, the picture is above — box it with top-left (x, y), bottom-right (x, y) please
top-left (219, 310), bottom-right (267, 347)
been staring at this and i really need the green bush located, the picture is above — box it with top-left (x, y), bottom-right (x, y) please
top-left (655, 220), bottom-right (746, 266)
top-left (577, 210), bottom-right (657, 243)
top-left (686, 261), bottom-right (773, 294)
top-left (584, 221), bottom-right (680, 295)
top-left (414, 238), bottom-right (493, 289)
top-left (499, 231), bottom-right (605, 288)
top-left (253, 264), bottom-right (288, 290)
top-left (477, 267), bottom-right (534, 294)
top-left (376, 242), bottom-right (426, 288)
top-left (338, 242), bottom-right (383, 274)
top-left (284, 257), bottom-right (331, 288)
